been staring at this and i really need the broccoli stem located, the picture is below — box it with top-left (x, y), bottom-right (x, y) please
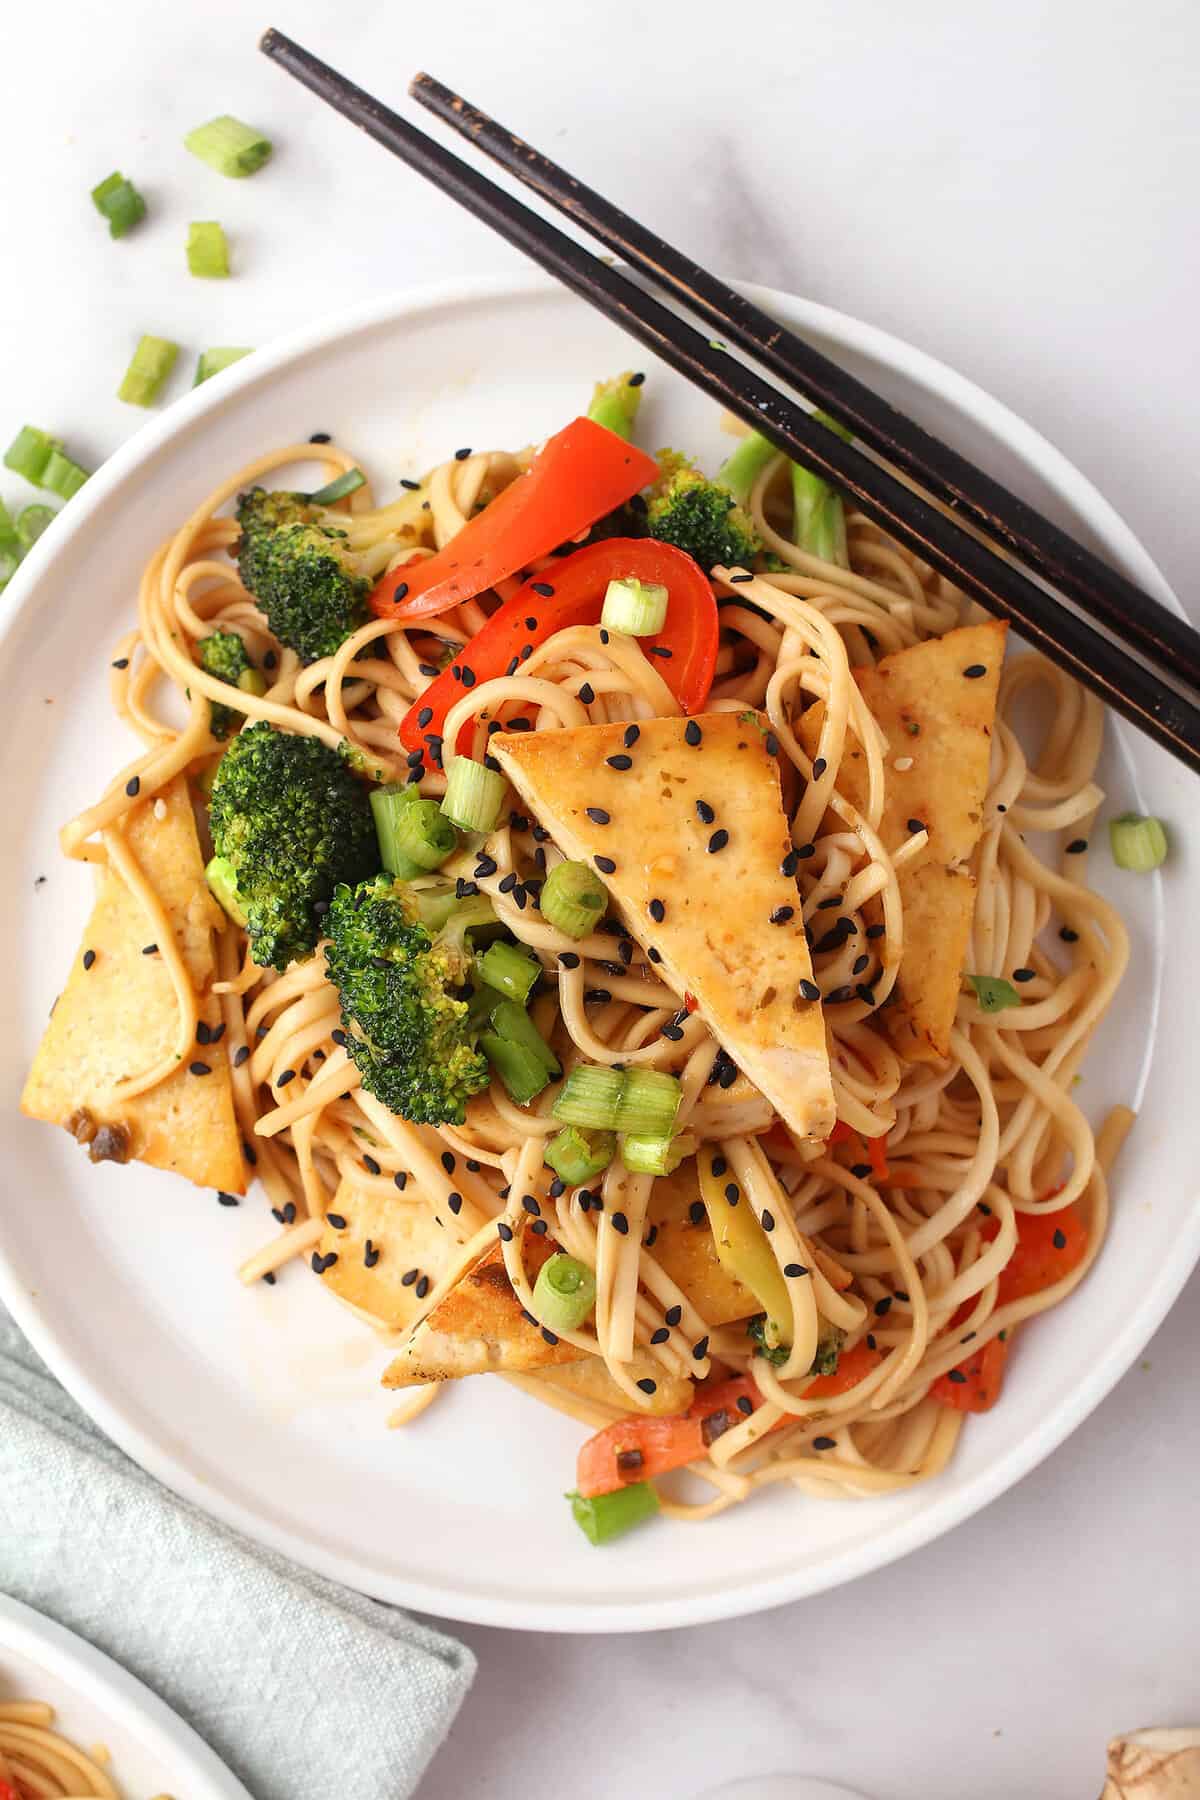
top-left (587, 373), bottom-right (643, 443)
top-left (790, 413), bottom-right (853, 569)
top-left (716, 431), bottom-right (779, 508)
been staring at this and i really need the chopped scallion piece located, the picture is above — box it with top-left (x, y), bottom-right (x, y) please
top-left (387, 797), bottom-right (457, 872)
top-left (540, 859), bottom-right (606, 938)
top-left (487, 999), bottom-right (560, 1075)
top-left (91, 171), bottom-right (146, 238)
top-left (587, 371), bottom-right (643, 442)
top-left (205, 854), bottom-right (247, 926)
top-left (967, 974), bottom-right (1022, 1014)
top-left (4, 426), bottom-right (61, 484)
top-left (620, 1129), bottom-right (696, 1176)
top-left (15, 503), bottom-right (56, 550)
top-left (533, 1253), bottom-right (597, 1332)
top-left (441, 757), bottom-right (507, 833)
top-left (716, 430), bottom-right (779, 507)
top-left (118, 335), bottom-right (180, 408)
top-left (40, 449), bottom-right (91, 500)
top-left (370, 784), bottom-right (423, 877)
top-left (544, 1125), bottom-right (616, 1187)
top-left (0, 547), bottom-right (19, 592)
top-left (187, 220), bottom-right (230, 278)
top-left (553, 1064), bottom-right (626, 1130)
top-left (308, 468), bottom-right (366, 505)
top-left (568, 1481), bottom-right (660, 1545)
top-left (615, 1069), bottom-right (682, 1136)
top-left (194, 347), bottom-right (253, 385)
top-left (0, 501), bottom-right (19, 553)
top-left (478, 939), bottom-right (541, 1004)
top-left (601, 575), bottom-right (669, 637)
top-left (480, 1034), bottom-right (556, 1105)
top-left (184, 114), bottom-right (273, 178)
top-left (790, 413), bottom-right (852, 567)
top-left (1109, 812), bottom-right (1168, 872)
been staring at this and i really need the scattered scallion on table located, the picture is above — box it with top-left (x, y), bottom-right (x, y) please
top-left (187, 220), bottom-right (230, 278)
top-left (184, 115), bottom-right (273, 178)
top-left (567, 1481), bottom-right (660, 1545)
top-left (117, 335), bottom-right (180, 408)
top-left (15, 504), bottom-right (56, 549)
top-left (91, 171), bottom-right (146, 238)
top-left (4, 426), bottom-right (61, 485)
top-left (194, 347), bottom-right (253, 385)
top-left (1109, 812), bottom-right (1168, 872)
top-left (40, 449), bottom-right (91, 499)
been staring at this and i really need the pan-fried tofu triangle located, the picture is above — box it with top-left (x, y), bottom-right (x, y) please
top-left (491, 711), bottom-right (835, 1140)
top-left (20, 777), bottom-right (244, 1193)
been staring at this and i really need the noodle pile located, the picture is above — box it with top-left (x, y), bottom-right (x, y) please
top-left (57, 427), bottom-right (1132, 1516)
top-left (0, 1696), bottom-right (172, 1799)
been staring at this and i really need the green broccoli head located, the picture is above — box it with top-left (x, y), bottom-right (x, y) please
top-left (325, 874), bottom-right (492, 1126)
top-left (209, 722), bottom-right (378, 971)
top-left (198, 629), bottom-right (253, 740)
top-left (236, 488), bottom-right (371, 665)
top-left (747, 1315), bottom-right (846, 1375)
top-left (645, 450), bottom-right (761, 571)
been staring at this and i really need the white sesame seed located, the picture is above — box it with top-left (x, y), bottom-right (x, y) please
top-left (153, 798), bottom-right (167, 821)
top-left (892, 756), bottom-right (914, 772)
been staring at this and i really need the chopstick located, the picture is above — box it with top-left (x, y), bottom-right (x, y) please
top-left (411, 71), bottom-right (1200, 698)
top-left (258, 29), bottom-right (1200, 778)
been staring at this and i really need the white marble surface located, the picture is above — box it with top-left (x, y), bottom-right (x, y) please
top-left (4, 1), bottom-right (1198, 1795)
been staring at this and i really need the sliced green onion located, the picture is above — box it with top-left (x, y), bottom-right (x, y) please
top-left (967, 974), bottom-right (1022, 1014)
top-left (194, 347), bottom-right (253, 386)
top-left (370, 784), bottom-right (423, 877)
top-left (5, 426), bottom-right (61, 484)
top-left (117, 335), bottom-right (179, 408)
top-left (309, 467), bottom-right (367, 506)
top-left (716, 430), bottom-right (778, 507)
top-left (533, 1253), bottom-right (597, 1332)
top-left (16, 504), bottom-right (56, 549)
top-left (40, 450), bottom-right (91, 500)
top-left (478, 940), bottom-right (541, 1004)
top-left (544, 1125), bottom-right (616, 1187)
top-left (568, 1482), bottom-right (660, 1545)
top-left (236, 666), bottom-right (267, 697)
top-left (0, 501), bottom-right (18, 553)
top-left (488, 999), bottom-right (560, 1075)
top-left (540, 859), bottom-right (607, 938)
top-left (620, 1129), bottom-right (697, 1177)
top-left (184, 115), bottom-right (273, 178)
top-left (587, 372), bottom-right (643, 442)
top-left (441, 757), bottom-right (507, 833)
top-left (481, 1034), bottom-right (556, 1105)
top-left (601, 575), bottom-right (669, 636)
top-left (205, 854), bottom-right (247, 926)
top-left (0, 548), bottom-right (19, 591)
top-left (386, 797), bottom-right (457, 873)
top-left (790, 415), bottom-right (852, 567)
top-left (412, 885), bottom-right (494, 938)
top-left (187, 220), bottom-right (230, 278)
top-left (1109, 812), bottom-right (1168, 872)
top-left (615, 1069), bottom-right (682, 1135)
top-left (553, 1064), bottom-right (626, 1130)
top-left (91, 171), bottom-right (146, 238)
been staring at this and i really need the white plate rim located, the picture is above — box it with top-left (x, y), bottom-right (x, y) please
top-left (1, 270), bottom-right (1197, 1634)
top-left (0, 1590), bottom-right (253, 1798)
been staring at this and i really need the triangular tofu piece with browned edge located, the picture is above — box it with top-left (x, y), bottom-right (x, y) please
top-left (21, 776), bottom-right (245, 1192)
top-left (800, 619), bottom-right (1006, 1060)
top-left (315, 1178), bottom-right (451, 1331)
top-left (491, 710), bottom-right (835, 1139)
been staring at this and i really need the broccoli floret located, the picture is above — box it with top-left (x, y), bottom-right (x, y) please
top-left (644, 450), bottom-right (761, 572)
top-left (748, 1315), bottom-right (846, 1375)
top-left (198, 629), bottom-right (257, 740)
top-left (235, 483), bottom-right (426, 665)
top-left (209, 722), bottom-right (378, 970)
top-left (325, 874), bottom-right (496, 1125)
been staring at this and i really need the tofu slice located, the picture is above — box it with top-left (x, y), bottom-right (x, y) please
top-left (491, 711), bottom-right (835, 1139)
top-left (800, 621), bottom-right (1005, 1060)
top-left (21, 776), bottom-right (245, 1192)
top-left (532, 1356), bottom-right (692, 1417)
top-left (317, 1178), bottom-right (450, 1330)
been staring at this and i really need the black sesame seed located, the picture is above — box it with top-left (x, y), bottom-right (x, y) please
top-left (189, 1060), bottom-right (211, 1077)
top-left (825, 984), bottom-right (854, 1004)
top-left (1053, 1227), bottom-right (1067, 1249)
top-left (1012, 967), bottom-right (1036, 983)
top-left (812, 1436), bottom-right (837, 1451)
top-left (415, 1275), bottom-right (430, 1299)
top-left (142, 943), bottom-right (158, 955)
top-left (1066, 838), bottom-right (1088, 855)
top-left (947, 1368), bottom-right (968, 1385)
top-left (856, 984), bottom-right (877, 1006)
top-left (796, 842), bottom-right (816, 859)
top-left (727, 571), bottom-right (754, 584)
top-left (578, 681), bottom-right (595, 704)
top-left (696, 799), bottom-right (715, 824)
top-left (548, 1177), bottom-right (565, 1198)
top-left (82, 948), bottom-right (96, 971)
top-left (559, 951), bottom-right (581, 969)
top-left (595, 855), bottom-right (616, 874)
top-left (781, 848), bottom-right (799, 877)
top-left (765, 733), bottom-right (779, 757)
top-left (736, 1394), bottom-right (754, 1416)
top-left (419, 661), bottom-right (440, 678)
top-left (233, 1045), bottom-right (250, 1068)
top-left (498, 872), bottom-right (517, 894)
top-left (649, 898), bottom-right (666, 922)
top-left (623, 725), bottom-right (641, 749)
top-left (400, 477), bottom-right (420, 490)
top-left (798, 979), bottom-right (821, 1002)
top-left (851, 1162), bottom-right (872, 1179)
top-left (606, 753), bottom-right (632, 770)
top-left (393, 1171), bottom-right (408, 1191)
top-left (874, 1296), bottom-right (893, 1316)
top-left (724, 1182), bottom-right (740, 1204)
top-left (907, 818), bottom-right (926, 835)
top-left (635, 1378), bottom-right (658, 1397)
top-left (275, 1069), bottom-right (295, 1087)
top-left (963, 663), bottom-right (987, 679)
top-left (584, 988), bottom-right (612, 1006)
top-left (440, 1150), bottom-right (457, 1174)
top-left (454, 446), bottom-right (472, 460)
top-left (760, 1209), bottom-right (775, 1232)
top-left (474, 855), bottom-right (498, 878)
top-left (263, 649), bottom-right (278, 669)
top-left (364, 1241), bottom-right (381, 1268)
top-left (309, 431), bottom-right (332, 443)
top-left (497, 1221), bottom-right (514, 1241)
top-left (448, 1192), bottom-right (463, 1215)
top-left (363, 1153), bottom-right (382, 1176)
top-left (216, 1191), bottom-right (239, 1207)
top-left (866, 923), bottom-right (886, 940)
top-left (1060, 926), bottom-right (1079, 943)
top-left (769, 905), bottom-right (794, 925)
top-left (505, 657), bottom-right (519, 677)
top-left (853, 954), bottom-right (870, 975)
top-left (520, 644), bottom-right (533, 662)
top-left (111, 657), bottom-right (130, 670)
top-left (609, 1211), bottom-right (629, 1236)
top-left (685, 1199), bottom-right (704, 1227)
top-left (521, 1194), bottom-right (541, 1216)
top-left (401, 1268), bottom-right (419, 1287)
top-left (531, 1217), bottom-right (549, 1236)
top-left (531, 581), bottom-right (555, 597)
top-left (784, 1263), bottom-right (808, 1278)
top-left (648, 646), bottom-right (673, 659)
top-left (651, 1326), bottom-right (670, 1345)
top-left (693, 1335), bottom-right (710, 1360)
top-left (326, 1212), bottom-right (347, 1229)
top-left (125, 775), bottom-right (140, 797)
top-left (283, 1202), bottom-right (296, 1224)
top-left (812, 757), bottom-right (827, 779)
top-left (685, 720), bottom-right (702, 746)
top-left (196, 1021), bottom-right (212, 1045)
top-left (707, 829), bottom-right (729, 854)
top-left (243, 1142), bottom-right (257, 1166)
top-left (586, 806), bottom-right (611, 825)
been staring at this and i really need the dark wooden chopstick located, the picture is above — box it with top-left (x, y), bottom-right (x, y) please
top-left (258, 29), bottom-right (1200, 777)
top-left (411, 71), bottom-right (1200, 699)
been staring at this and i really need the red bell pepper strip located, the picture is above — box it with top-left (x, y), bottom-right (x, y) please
top-left (370, 417), bottom-right (659, 622)
top-left (576, 1341), bottom-right (885, 1497)
top-left (398, 538), bottom-right (719, 760)
top-left (997, 1203), bottom-right (1087, 1305)
top-left (931, 1336), bottom-right (1009, 1412)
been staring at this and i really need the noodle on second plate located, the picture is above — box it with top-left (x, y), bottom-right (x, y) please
top-left (53, 429), bottom-right (1132, 1519)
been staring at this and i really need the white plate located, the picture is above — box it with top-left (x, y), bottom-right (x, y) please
top-left (0, 1592), bottom-right (251, 1799)
top-left (2, 274), bottom-right (1197, 1634)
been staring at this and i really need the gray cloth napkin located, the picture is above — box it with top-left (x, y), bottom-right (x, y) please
top-left (0, 1309), bottom-right (474, 1800)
